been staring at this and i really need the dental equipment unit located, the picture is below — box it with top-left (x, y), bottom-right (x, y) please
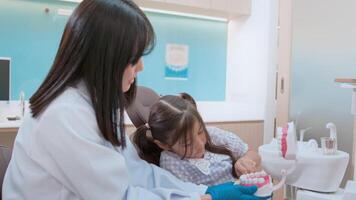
top-left (259, 121), bottom-right (349, 196)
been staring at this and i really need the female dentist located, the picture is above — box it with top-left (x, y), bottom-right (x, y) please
top-left (2, 0), bottom-right (266, 200)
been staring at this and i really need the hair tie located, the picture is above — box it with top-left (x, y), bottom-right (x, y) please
top-left (142, 123), bottom-right (153, 140)
top-left (145, 130), bottom-right (154, 141)
top-left (144, 123), bottom-right (150, 130)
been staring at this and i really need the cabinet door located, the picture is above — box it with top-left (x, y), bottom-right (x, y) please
top-left (276, 0), bottom-right (291, 130)
top-left (274, 0), bottom-right (292, 199)
top-left (226, 0), bottom-right (250, 15)
top-left (166, 0), bottom-right (210, 9)
top-left (210, 0), bottom-right (228, 11)
top-left (353, 116), bottom-right (356, 180)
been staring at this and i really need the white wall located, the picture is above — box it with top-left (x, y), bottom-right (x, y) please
top-left (125, 0), bottom-right (279, 124)
top-left (211, 0), bottom-right (278, 124)
top-left (126, 0), bottom-right (278, 125)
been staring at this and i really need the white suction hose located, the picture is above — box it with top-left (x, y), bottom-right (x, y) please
top-left (326, 123), bottom-right (337, 139)
top-left (326, 122), bottom-right (337, 150)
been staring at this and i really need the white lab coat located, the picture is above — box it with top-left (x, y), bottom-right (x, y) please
top-left (2, 82), bottom-right (207, 200)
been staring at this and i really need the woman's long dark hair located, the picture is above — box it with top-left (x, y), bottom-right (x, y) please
top-left (30, 0), bottom-right (155, 148)
top-left (133, 95), bottom-right (238, 178)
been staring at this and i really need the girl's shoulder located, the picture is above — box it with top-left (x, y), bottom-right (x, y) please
top-left (206, 126), bottom-right (224, 135)
top-left (206, 126), bottom-right (236, 140)
top-left (160, 150), bottom-right (182, 161)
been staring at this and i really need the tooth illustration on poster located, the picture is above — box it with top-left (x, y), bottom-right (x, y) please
top-left (165, 43), bottom-right (189, 80)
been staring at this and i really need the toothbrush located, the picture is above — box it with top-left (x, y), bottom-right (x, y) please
top-left (19, 91), bottom-right (25, 117)
top-left (326, 123), bottom-right (337, 139)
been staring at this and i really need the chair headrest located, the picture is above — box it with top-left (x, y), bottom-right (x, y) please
top-left (126, 86), bottom-right (160, 128)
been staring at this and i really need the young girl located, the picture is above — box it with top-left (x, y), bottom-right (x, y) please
top-left (133, 93), bottom-right (261, 186)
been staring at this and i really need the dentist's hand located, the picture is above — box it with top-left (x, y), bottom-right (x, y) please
top-left (205, 182), bottom-right (268, 200)
top-left (234, 157), bottom-right (257, 176)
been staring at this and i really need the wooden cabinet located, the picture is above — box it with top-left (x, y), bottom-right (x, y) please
top-left (166, 0), bottom-right (210, 9)
top-left (211, 0), bottom-right (228, 11)
top-left (134, 0), bottom-right (251, 20)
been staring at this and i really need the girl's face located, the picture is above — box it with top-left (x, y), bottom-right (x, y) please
top-left (170, 121), bottom-right (207, 159)
top-left (122, 58), bottom-right (144, 92)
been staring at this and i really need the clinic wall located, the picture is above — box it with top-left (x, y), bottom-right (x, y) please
top-left (291, 0), bottom-right (356, 181)
top-left (225, 0), bottom-right (278, 123)
top-left (0, 0), bottom-right (227, 101)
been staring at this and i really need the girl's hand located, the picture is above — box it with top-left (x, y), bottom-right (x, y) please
top-left (234, 157), bottom-right (257, 176)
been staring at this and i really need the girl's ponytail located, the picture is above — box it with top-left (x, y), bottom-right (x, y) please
top-left (132, 123), bottom-right (163, 165)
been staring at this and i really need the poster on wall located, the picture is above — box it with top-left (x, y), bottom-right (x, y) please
top-left (165, 43), bottom-right (189, 80)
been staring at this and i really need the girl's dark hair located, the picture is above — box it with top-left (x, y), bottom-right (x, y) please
top-left (30, 0), bottom-right (155, 148)
top-left (133, 95), bottom-right (238, 178)
top-left (179, 92), bottom-right (197, 108)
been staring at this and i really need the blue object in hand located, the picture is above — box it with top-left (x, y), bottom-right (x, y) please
top-left (206, 182), bottom-right (269, 200)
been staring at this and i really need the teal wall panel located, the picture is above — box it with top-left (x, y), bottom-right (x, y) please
top-left (0, 0), bottom-right (227, 101)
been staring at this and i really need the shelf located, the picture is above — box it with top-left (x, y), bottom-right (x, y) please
top-left (335, 78), bottom-right (356, 89)
top-left (134, 0), bottom-right (251, 21)
top-left (335, 78), bottom-right (356, 83)
top-left (340, 83), bottom-right (356, 89)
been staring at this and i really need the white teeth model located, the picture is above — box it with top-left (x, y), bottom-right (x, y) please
top-left (236, 170), bottom-right (285, 198)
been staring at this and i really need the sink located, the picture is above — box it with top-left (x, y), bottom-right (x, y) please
top-left (259, 139), bottom-right (349, 192)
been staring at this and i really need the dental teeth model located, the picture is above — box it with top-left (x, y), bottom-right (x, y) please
top-left (276, 122), bottom-right (297, 160)
top-left (237, 171), bottom-right (274, 198)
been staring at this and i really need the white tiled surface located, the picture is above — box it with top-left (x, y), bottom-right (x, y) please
top-left (0, 101), bottom-right (26, 128)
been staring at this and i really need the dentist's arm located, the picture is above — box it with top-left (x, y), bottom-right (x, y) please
top-left (36, 106), bottom-right (204, 200)
top-left (123, 135), bottom-right (207, 195)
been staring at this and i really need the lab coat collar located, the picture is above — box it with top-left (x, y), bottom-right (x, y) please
top-left (74, 80), bottom-right (92, 105)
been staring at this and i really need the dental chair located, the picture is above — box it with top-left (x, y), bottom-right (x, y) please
top-left (0, 145), bottom-right (11, 200)
top-left (126, 86), bottom-right (160, 128)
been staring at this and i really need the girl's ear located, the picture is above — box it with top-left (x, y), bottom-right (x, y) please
top-left (153, 140), bottom-right (170, 150)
